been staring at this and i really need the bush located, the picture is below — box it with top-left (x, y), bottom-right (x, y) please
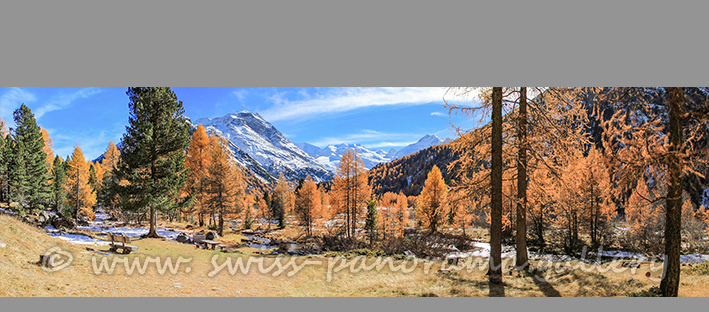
top-left (626, 286), bottom-right (662, 297)
top-left (688, 262), bottom-right (709, 275)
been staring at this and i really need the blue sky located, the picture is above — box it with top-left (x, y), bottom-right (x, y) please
top-left (0, 87), bottom-right (483, 161)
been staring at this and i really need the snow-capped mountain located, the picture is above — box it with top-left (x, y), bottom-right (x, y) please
top-left (295, 134), bottom-right (444, 171)
top-left (295, 142), bottom-right (391, 171)
top-left (190, 111), bottom-right (334, 183)
top-left (391, 134), bottom-right (443, 160)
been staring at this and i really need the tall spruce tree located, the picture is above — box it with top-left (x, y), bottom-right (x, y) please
top-left (51, 156), bottom-right (67, 215)
top-left (13, 104), bottom-right (51, 213)
top-left (0, 125), bottom-right (7, 203)
top-left (114, 87), bottom-right (191, 238)
top-left (8, 139), bottom-right (30, 211)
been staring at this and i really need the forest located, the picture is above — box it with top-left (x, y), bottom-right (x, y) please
top-left (1, 87), bottom-right (708, 297)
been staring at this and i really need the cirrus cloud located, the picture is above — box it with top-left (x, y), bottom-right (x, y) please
top-left (260, 87), bottom-right (447, 122)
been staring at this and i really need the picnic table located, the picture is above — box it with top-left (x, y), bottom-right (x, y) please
top-left (202, 239), bottom-right (226, 251)
top-left (193, 234), bottom-right (225, 251)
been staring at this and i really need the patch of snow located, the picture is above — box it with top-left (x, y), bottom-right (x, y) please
top-left (47, 232), bottom-right (110, 245)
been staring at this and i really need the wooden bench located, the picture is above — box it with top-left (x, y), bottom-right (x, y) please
top-left (108, 232), bottom-right (138, 254)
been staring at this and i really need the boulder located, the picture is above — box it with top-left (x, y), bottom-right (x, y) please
top-left (206, 231), bottom-right (219, 240)
top-left (176, 233), bottom-right (189, 243)
top-left (51, 217), bottom-right (76, 230)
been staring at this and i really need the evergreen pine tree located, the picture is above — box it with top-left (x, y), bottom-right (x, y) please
top-left (8, 139), bottom-right (30, 212)
top-left (51, 156), bottom-right (67, 215)
top-left (13, 104), bottom-right (52, 213)
top-left (364, 195), bottom-right (378, 244)
top-left (0, 125), bottom-right (7, 203)
top-left (113, 87), bottom-right (191, 238)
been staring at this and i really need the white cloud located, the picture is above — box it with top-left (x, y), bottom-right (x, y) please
top-left (34, 88), bottom-right (101, 119)
top-left (0, 88), bottom-right (37, 127)
top-left (430, 111), bottom-right (447, 117)
top-left (260, 87), bottom-right (446, 122)
top-left (233, 89), bottom-right (248, 103)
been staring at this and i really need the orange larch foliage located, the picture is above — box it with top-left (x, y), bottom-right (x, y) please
top-left (331, 149), bottom-right (370, 238)
top-left (294, 176), bottom-right (322, 236)
top-left (40, 127), bottom-right (54, 171)
top-left (183, 124), bottom-right (211, 225)
top-left (205, 134), bottom-right (245, 235)
top-left (64, 144), bottom-right (96, 220)
top-left (417, 165), bottom-right (448, 232)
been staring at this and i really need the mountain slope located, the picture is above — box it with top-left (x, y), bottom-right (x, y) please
top-left (295, 142), bottom-right (391, 171)
top-left (192, 111), bottom-right (334, 183)
top-left (392, 134), bottom-right (443, 160)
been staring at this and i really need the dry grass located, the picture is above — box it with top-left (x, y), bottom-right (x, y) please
top-left (1, 214), bottom-right (707, 297)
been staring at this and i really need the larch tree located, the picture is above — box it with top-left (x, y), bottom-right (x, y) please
top-left (417, 165), bottom-right (449, 233)
top-left (490, 87), bottom-right (503, 283)
top-left (64, 145), bottom-right (96, 220)
top-left (445, 87), bottom-right (590, 272)
top-left (184, 124), bottom-right (211, 226)
top-left (271, 174), bottom-right (292, 229)
top-left (332, 149), bottom-right (370, 239)
top-left (113, 87), bottom-right (191, 238)
top-left (294, 176), bottom-right (322, 236)
top-left (205, 135), bottom-right (245, 236)
top-left (596, 87), bottom-right (709, 297)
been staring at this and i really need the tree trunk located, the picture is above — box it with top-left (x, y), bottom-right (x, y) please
top-left (660, 87), bottom-right (683, 297)
top-left (218, 211), bottom-right (224, 236)
top-left (516, 88), bottom-right (529, 270)
top-left (489, 87), bottom-right (503, 283)
top-left (147, 206), bottom-right (160, 237)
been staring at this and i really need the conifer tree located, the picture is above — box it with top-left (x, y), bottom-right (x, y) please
top-left (64, 145), bottom-right (96, 220)
top-left (294, 176), bottom-right (322, 236)
top-left (417, 165), bottom-right (449, 233)
top-left (13, 104), bottom-right (52, 213)
top-left (0, 121), bottom-right (8, 203)
top-left (332, 149), bottom-right (370, 238)
top-left (8, 139), bottom-right (30, 211)
top-left (40, 127), bottom-right (54, 170)
top-left (184, 124), bottom-right (211, 226)
top-left (114, 87), bottom-right (191, 238)
top-left (51, 156), bottom-right (67, 215)
top-left (271, 175), bottom-right (291, 229)
top-left (99, 142), bottom-right (121, 215)
top-left (364, 195), bottom-right (378, 244)
top-left (205, 135), bottom-right (245, 236)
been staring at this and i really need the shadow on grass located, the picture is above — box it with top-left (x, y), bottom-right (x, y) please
top-left (488, 280), bottom-right (506, 297)
top-left (531, 276), bottom-right (562, 297)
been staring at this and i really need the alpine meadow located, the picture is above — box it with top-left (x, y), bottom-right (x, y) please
top-left (2, 87), bottom-right (709, 297)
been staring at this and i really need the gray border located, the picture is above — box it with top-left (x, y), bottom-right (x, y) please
top-left (1, 1), bottom-right (708, 312)
top-left (2, 1), bottom-right (707, 87)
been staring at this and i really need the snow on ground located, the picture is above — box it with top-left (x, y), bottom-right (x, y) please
top-left (47, 232), bottom-right (109, 245)
top-left (597, 250), bottom-right (649, 262)
top-left (446, 242), bottom-right (709, 264)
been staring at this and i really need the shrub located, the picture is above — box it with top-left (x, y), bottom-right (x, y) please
top-left (626, 286), bottom-right (662, 297)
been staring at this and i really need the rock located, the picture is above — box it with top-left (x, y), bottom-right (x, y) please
top-left (404, 250), bottom-right (416, 258)
top-left (176, 233), bottom-right (189, 243)
top-left (206, 231), bottom-right (219, 240)
top-left (52, 217), bottom-right (76, 230)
